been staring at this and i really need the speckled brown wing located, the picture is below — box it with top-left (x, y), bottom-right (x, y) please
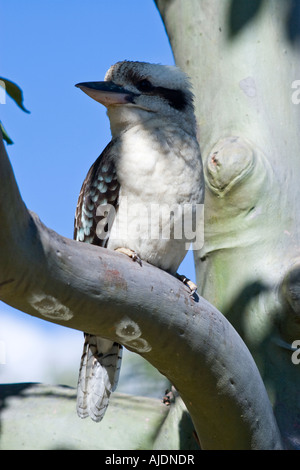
top-left (74, 139), bottom-right (120, 247)
top-left (74, 138), bottom-right (123, 422)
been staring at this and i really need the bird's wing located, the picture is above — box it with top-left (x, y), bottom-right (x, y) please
top-left (74, 139), bottom-right (123, 422)
top-left (74, 139), bottom-right (120, 247)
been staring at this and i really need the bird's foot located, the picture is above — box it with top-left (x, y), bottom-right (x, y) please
top-left (115, 247), bottom-right (142, 266)
top-left (176, 273), bottom-right (198, 296)
top-left (162, 389), bottom-right (175, 406)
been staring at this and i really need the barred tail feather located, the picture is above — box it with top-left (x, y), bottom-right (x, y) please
top-left (76, 334), bottom-right (123, 422)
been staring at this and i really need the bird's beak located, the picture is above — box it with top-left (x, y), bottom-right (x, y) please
top-left (75, 81), bottom-right (138, 106)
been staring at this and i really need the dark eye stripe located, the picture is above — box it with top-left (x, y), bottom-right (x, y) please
top-left (124, 68), bottom-right (188, 111)
top-left (154, 86), bottom-right (188, 111)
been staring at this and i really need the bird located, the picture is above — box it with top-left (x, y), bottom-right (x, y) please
top-left (74, 60), bottom-right (204, 422)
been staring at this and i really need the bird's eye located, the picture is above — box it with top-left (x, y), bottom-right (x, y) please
top-left (136, 79), bottom-right (154, 92)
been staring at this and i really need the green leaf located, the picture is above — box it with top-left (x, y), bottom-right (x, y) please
top-left (0, 77), bottom-right (30, 113)
top-left (0, 121), bottom-right (14, 145)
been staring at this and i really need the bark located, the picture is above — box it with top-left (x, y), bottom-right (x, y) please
top-left (0, 131), bottom-right (283, 449)
top-left (155, 0), bottom-right (300, 450)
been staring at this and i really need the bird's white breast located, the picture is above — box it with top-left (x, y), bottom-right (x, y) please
top-left (107, 122), bottom-right (203, 274)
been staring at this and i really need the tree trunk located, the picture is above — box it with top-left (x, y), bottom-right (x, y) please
top-left (155, 0), bottom-right (300, 450)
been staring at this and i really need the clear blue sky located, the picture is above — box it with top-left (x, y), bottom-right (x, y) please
top-left (0, 0), bottom-right (196, 389)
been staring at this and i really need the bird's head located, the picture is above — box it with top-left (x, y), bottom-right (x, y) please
top-left (76, 61), bottom-right (197, 137)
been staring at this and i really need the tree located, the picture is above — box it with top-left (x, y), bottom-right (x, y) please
top-left (1, 0), bottom-right (298, 450)
top-left (155, 0), bottom-right (300, 450)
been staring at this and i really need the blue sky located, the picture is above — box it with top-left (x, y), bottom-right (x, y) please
top-left (0, 0), bottom-right (196, 391)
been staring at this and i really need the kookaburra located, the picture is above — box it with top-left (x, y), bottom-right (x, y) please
top-left (74, 60), bottom-right (204, 422)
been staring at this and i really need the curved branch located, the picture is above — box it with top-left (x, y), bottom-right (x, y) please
top-left (0, 134), bottom-right (282, 449)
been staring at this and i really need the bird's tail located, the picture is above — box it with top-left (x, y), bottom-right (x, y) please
top-left (76, 333), bottom-right (123, 422)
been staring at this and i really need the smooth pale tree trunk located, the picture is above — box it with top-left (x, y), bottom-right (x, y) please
top-left (155, 0), bottom-right (300, 450)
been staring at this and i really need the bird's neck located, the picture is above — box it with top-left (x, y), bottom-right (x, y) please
top-left (106, 106), bottom-right (196, 140)
top-left (107, 106), bottom-right (156, 138)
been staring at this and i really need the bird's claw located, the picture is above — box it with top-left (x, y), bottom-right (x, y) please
top-left (162, 389), bottom-right (174, 406)
top-left (176, 273), bottom-right (198, 297)
top-left (131, 251), bottom-right (143, 267)
top-left (115, 247), bottom-right (142, 266)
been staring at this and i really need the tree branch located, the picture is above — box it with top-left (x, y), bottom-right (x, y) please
top-left (0, 133), bottom-right (283, 449)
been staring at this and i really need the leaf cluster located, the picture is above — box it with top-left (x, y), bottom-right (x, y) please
top-left (0, 78), bottom-right (30, 144)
